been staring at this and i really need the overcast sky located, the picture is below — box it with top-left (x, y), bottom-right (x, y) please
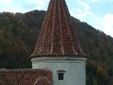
top-left (0, 0), bottom-right (113, 37)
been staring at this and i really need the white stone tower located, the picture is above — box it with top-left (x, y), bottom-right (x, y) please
top-left (30, 0), bottom-right (87, 85)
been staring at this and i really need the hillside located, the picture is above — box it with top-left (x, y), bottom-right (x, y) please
top-left (0, 10), bottom-right (113, 85)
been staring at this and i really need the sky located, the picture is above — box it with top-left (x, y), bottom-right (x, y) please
top-left (0, 0), bottom-right (113, 37)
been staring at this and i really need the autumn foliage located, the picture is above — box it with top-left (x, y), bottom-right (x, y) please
top-left (0, 10), bottom-right (113, 85)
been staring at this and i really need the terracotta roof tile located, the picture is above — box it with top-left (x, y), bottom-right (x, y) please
top-left (30, 0), bottom-right (86, 57)
top-left (34, 76), bottom-right (52, 85)
top-left (0, 69), bottom-right (52, 85)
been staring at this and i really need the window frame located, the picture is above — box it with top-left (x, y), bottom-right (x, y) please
top-left (57, 70), bottom-right (65, 80)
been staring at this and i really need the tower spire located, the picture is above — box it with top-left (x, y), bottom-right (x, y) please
top-left (31, 0), bottom-right (86, 57)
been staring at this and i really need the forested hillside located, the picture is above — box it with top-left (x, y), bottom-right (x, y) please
top-left (0, 10), bottom-right (113, 85)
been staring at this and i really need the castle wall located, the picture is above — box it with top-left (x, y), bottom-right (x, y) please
top-left (31, 57), bottom-right (87, 85)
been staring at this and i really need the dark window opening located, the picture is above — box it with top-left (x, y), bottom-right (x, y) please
top-left (58, 73), bottom-right (64, 80)
top-left (57, 70), bottom-right (65, 80)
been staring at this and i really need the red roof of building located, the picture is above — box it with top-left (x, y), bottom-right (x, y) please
top-left (0, 69), bottom-right (52, 85)
top-left (31, 0), bottom-right (86, 57)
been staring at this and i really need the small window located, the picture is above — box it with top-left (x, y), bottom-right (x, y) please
top-left (57, 70), bottom-right (65, 80)
top-left (58, 73), bottom-right (64, 80)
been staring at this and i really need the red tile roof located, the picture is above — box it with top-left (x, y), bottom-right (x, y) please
top-left (34, 76), bottom-right (52, 85)
top-left (0, 69), bottom-right (52, 85)
top-left (30, 0), bottom-right (86, 57)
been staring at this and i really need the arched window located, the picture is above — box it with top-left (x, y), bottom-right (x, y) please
top-left (57, 70), bottom-right (65, 80)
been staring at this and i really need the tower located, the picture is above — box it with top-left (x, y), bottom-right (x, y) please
top-left (30, 0), bottom-right (87, 85)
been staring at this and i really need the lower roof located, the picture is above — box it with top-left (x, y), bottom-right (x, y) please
top-left (0, 69), bottom-right (52, 85)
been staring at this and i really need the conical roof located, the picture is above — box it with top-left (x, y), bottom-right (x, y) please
top-left (30, 0), bottom-right (86, 57)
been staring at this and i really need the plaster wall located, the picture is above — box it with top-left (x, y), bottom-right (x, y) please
top-left (31, 57), bottom-right (87, 85)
